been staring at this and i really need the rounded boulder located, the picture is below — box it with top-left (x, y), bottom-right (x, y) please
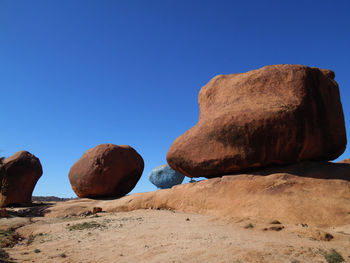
top-left (149, 164), bottom-right (185, 189)
top-left (0, 151), bottom-right (42, 207)
top-left (69, 144), bottom-right (144, 198)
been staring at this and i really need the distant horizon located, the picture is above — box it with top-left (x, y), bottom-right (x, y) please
top-left (1, 0), bottom-right (349, 198)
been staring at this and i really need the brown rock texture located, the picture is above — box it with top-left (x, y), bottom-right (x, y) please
top-left (69, 144), bottom-right (144, 198)
top-left (92, 206), bottom-right (102, 213)
top-left (167, 64), bottom-right (347, 178)
top-left (0, 208), bottom-right (8, 217)
top-left (48, 161), bottom-right (350, 227)
top-left (0, 151), bottom-right (43, 207)
top-left (337, 158), bottom-right (350, 164)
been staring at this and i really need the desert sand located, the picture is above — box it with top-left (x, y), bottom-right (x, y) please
top-left (0, 206), bottom-right (349, 263)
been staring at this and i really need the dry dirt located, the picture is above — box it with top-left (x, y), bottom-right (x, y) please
top-left (1, 204), bottom-right (350, 263)
top-left (1, 167), bottom-right (350, 263)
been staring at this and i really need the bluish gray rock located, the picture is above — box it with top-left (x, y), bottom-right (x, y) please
top-left (149, 164), bottom-right (185, 189)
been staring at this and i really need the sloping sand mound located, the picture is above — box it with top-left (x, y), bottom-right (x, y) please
top-left (47, 162), bottom-right (350, 227)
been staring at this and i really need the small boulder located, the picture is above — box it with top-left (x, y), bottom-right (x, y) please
top-left (92, 207), bottom-right (102, 214)
top-left (0, 151), bottom-right (43, 207)
top-left (69, 144), bottom-right (144, 198)
top-left (167, 65), bottom-right (346, 178)
top-left (0, 208), bottom-right (8, 217)
top-left (149, 164), bottom-right (185, 189)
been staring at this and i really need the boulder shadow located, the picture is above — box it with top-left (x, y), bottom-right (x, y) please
top-left (242, 161), bottom-right (350, 181)
top-left (5, 202), bottom-right (55, 218)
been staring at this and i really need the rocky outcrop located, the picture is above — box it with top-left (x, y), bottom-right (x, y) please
top-left (0, 151), bottom-right (43, 207)
top-left (149, 164), bottom-right (185, 189)
top-left (167, 65), bottom-right (347, 178)
top-left (69, 144), bottom-right (144, 198)
top-left (337, 158), bottom-right (350, 164)
top-left (48, 161), bottom-right (350, 227)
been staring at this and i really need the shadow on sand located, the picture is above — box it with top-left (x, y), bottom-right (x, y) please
top-left (5, 202), bottom-right (55, 218)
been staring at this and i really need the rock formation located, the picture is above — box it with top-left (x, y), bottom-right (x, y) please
top-left (0, 151), bottom-right (42, 207)
top-left (337, 158), bottom-right (350, 164)
top-left (167, 64), bottom-right (346, 178)
top-left (69, 144), bottom-right (144, 198)
top-left (149, 164), bottom-right (185, 189)
top-left (48, 161), bottom-right (350, 227)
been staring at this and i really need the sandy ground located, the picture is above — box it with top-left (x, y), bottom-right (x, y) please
top-left (1, 207), bottom-right (350, 263)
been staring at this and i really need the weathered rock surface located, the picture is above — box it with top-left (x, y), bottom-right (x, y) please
top-left (338, 158), bottom-right (350, 164)
top-left (167, 64), bottom-right (347, 178)
top-left (0, 208), bottom-right (8, 217)
top-left (50, 161), bottom-right (350, 227)
top-left (149, 164), bottom-right (185, 189)
top-left (69, 144), bottom-right (144, 198)
top-left (0, 151), bottom-right (42, 207)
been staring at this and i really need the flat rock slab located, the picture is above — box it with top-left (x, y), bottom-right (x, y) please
top-left (47, 162), bottom-right (350, 228)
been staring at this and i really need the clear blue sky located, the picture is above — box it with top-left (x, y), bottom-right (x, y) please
top-left (1, 1), bottom-right (349, 197)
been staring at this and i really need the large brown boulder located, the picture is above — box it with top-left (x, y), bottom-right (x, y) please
top-left (0, 151), bottom-right (43, 207)
top-left (69, 144), bottom-right (144, 198)
top-left (167, 64), bottom-right (347, 178)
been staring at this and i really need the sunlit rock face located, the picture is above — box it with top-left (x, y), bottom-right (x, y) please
top-left (69, 144), bottom-right (144, 198)
top-left (0, 151), bottom-right (42, 207)
top-left (149, 164), bottom-right (185, 189)
top-left (167, 64), bottom-right (347, 178)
